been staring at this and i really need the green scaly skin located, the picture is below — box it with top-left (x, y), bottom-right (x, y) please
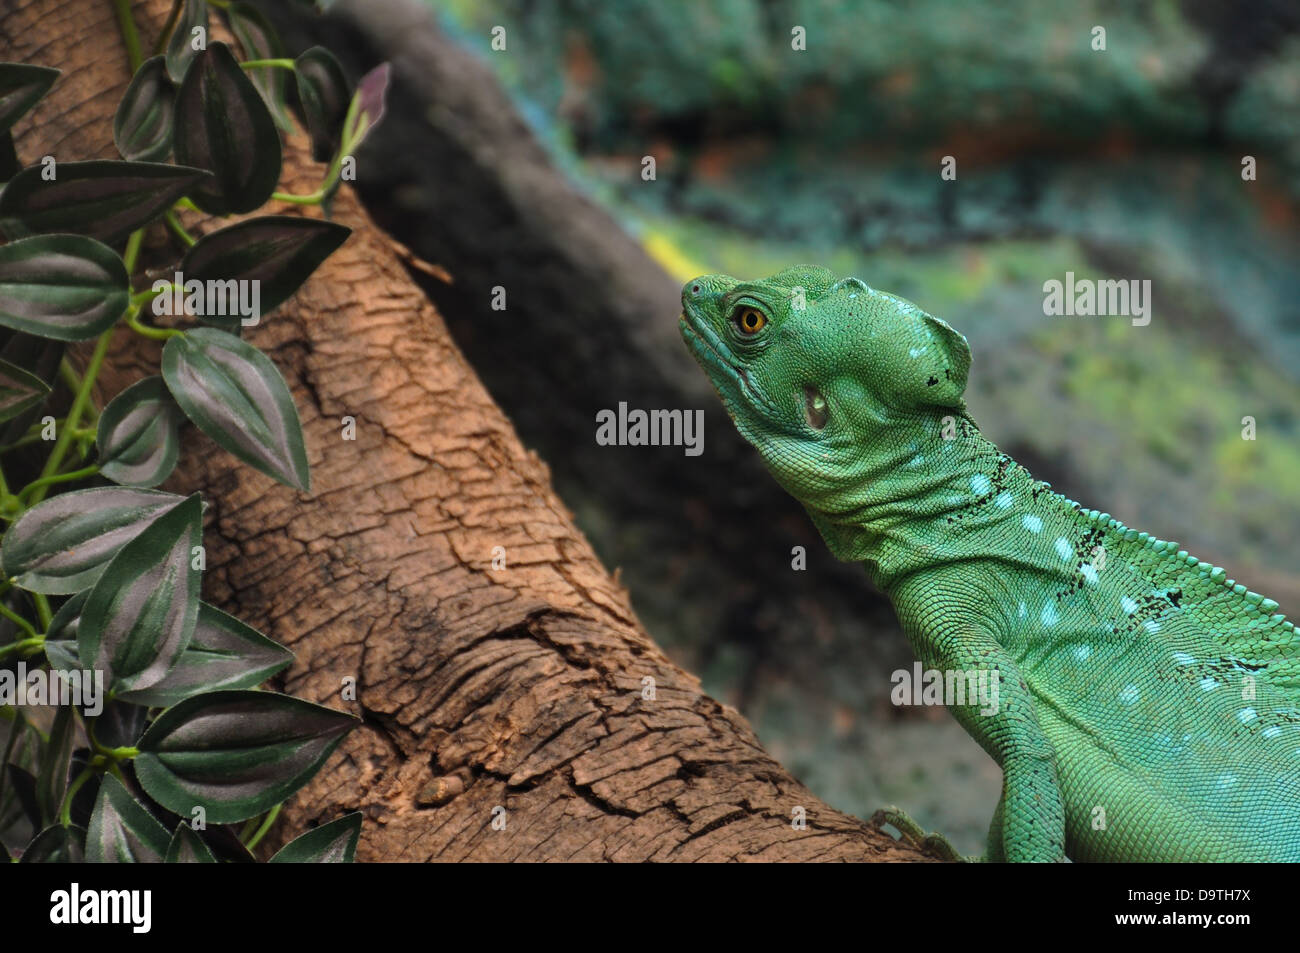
top-left (680, 265), bottom-right (1300, 862)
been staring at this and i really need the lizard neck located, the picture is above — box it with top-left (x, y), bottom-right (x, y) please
top-left (801, 411), bottom-right (1085, 592)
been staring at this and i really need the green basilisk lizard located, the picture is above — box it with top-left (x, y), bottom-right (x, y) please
top-left (680, 265), bottom-right (1299, 862)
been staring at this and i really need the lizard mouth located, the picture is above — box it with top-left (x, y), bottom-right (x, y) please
top-left (679, 310), bottom-right (764, 409)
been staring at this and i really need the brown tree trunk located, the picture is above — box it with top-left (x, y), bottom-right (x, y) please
top-left (1, 0), bottom-right (926, 861)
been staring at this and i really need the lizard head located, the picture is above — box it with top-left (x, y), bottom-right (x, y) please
top-left (680, 266), bottom-right (971, 508)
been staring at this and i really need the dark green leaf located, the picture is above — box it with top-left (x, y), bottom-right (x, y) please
top-left (166, 0), bottom-right (210, 83)
top-left (6, 764), bottom-right (39, 826)
top-left (34, 705), bottom-right (74, 826)
top-left (43, 590), bottom-right (88, 671)
top-left (118, 601), bottom-right (292, 707)
top-left (65, 749), bottom-right (99, 828)
top-left (41, 642), bottom-right (82, 679)
top-left (20, 824), bottom-right (84, 863)
top-left (0, 330), bottom-right (62, 446)
top-left (227, 2), bottom-right (293, 131)
top-left (0, 233), bottom-right (128, 341)
top-left (78, 494), bottom-right (202, 695)
top-left (86, 775), bottom-right (170, 863)
top-left (97, 376), bottom-right (184, 487)
top-left (0, 130), bottom-right (18, 182)
top-left (294, 47), bottom-right (350, 162)
top-left (162, 328), bottom-right (310, 490)
top-left (340, 62), bottom-right (389, 154)
top-left (174, 43), bottom-right (281, 215)
top-left (269, 811), bottom-right (361, 863)
top-left (0, 356), bottom-right (49, 423)
top-left (48, 591), bottom-right (87, 640)
top-left (2, 487), bottom-right (185, 594)
top-left (165, 821), bottom-right (217, 862)
top-left (135, 690), bottom-right (357, 824)
top-left (0, 840), bottom-right (9, 862)
top-left (114, 56), bottom-right (175, 162)
top-left (0, 64), bottom-right (59, 136)
top-left (203, 826), bottom-right (256, 862)
top-left (0, 599), bottom-right (18, 645)
top-left (96, 700), bottom-right (149, 748)
top-left (0, 160), bottom-right (209, 245)
top-left (181, 216), bottom-right (350, 329)
top-left (43, 640), bottom-right (80, 671)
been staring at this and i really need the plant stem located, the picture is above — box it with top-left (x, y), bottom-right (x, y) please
top-left (164, 210), bottom-right (196, 247)
top-left (57, 360), bottom-right (99, 429)
top-left (0, 420), bottom-right (90, 455)
top-left (132, 285), bottom-right (174, 308)
top-left (123, 227), bottom-right (144, 272)
top-left (30, 331), bottom-right (112, 507)
top-left (270, 189), bottom-right (325, 206)
top-left (57, 359), bottom-right (82, 396)
top-left (32, 593), bottom-right (52, 630)
top-left (241, 58), bottom-right (296, 71)
top-left (0, 706), bottom-right (24, 816)
top-left (111, 0), bottom-right (144, 73)
top-left (154, 0), bottom-right (183, 56)
top-left (273, 150), bottom-right (346, 205)
top-left (0, 609), bottom-right (38, 641)
top-left (0, 462), bottom-right (12, 515)
top-left (19, 465), bottom-right (99, 502)
top-left (30, 228), bottom-right (143, 506)
top-left (58, 766), bottom-right (94, 827)
top-left (127, 312), bottom-right (182, 341)
top-left (0, 434), bottom-right (39, 453)
top-left (244, 803), bottom-right (282, 850)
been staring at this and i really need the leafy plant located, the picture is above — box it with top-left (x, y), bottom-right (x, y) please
top-left (0, 0), bottom-right (388, 862)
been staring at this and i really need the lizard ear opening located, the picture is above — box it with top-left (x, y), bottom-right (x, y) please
top-left (804, 386), bottom-right (828, 430)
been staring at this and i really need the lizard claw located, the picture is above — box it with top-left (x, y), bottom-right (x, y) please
top-left (870, 805), bottom-right (979, 862)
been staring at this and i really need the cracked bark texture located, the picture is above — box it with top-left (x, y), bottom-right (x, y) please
top-left (0, 0), bottom-right (928, 861)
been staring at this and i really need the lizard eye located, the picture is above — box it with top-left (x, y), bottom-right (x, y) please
top-left (733, 306), bottom-right (767, 335)
top-left (804, 386), bottom-right (828, 430)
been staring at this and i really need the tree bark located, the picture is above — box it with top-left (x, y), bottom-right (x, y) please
top-left (263, 0), bottom-right (908, 721)
top-left (0, 0), bottom-right (927, 862)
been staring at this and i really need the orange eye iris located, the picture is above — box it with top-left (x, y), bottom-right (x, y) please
top-left (735, 307), bottom-right (767, 334)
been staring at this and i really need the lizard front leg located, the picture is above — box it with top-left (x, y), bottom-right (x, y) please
top-left (948, 684), bottom-right (1064, 862)
top-left (892, 577), bottom-right (1067, 862)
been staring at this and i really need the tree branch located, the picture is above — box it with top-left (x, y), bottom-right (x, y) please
top-left (0, 0), bottom-right (928, 862)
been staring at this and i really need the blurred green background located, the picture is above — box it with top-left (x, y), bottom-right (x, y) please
top-left (335, 0), bottom-right (1300, 853)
